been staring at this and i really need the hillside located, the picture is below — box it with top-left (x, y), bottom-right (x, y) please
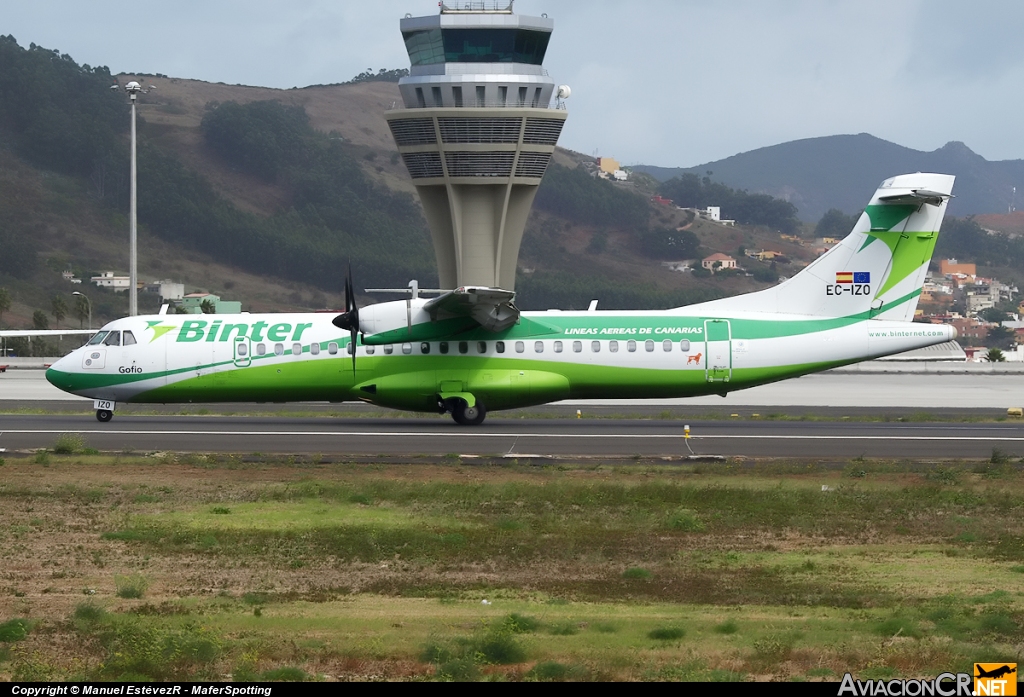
top-left (635, 134), bottom-right (1024, 222)
top-left (0, 36), bottom-right (820, 334)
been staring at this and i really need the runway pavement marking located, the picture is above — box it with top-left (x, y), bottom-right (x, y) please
top-left (3, 430), bottom-right (1024, 441)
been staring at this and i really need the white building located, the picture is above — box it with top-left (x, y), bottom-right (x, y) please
top-left (91, 271), bottom-right (131, 292)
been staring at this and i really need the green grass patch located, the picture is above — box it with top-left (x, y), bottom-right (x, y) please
top-left (623, 567), bottom-right (653, 580)
top-left (713, 619), bottom-right (739, 634)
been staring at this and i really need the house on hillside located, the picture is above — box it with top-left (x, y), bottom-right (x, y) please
top-left (91, 271), bottom-right (131, 292)
top-left (702, 253), bottom-right (737, 272)
top-left (940, 259), bottom-right (976, 277)
top-left (179, 293), bottom-right (242, 314)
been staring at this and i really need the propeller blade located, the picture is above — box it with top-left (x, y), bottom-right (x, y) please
top-left (331, 264), bottom-right (360, 376)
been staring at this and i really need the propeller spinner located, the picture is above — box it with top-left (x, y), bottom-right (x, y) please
top-left (332, 266), bottom-right (360, 375)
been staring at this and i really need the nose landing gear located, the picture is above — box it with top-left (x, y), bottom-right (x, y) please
top-left (93, 399), bottom-right (116, 423)
top-left (96, 409), bottom-right (113, 423)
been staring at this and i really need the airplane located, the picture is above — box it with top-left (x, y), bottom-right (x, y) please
top-left (36, 172), bottom-right (957, 426)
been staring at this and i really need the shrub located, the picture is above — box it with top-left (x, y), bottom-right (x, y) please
top-left (73, 603), bottom-right (106, 624)
top-left (668, 509), bottom-right (705, 532)
top-left (648, 626), bottom-right (685, 641)
top-left (260, 667), bottom-right (308, 681)
top-left (623, 567), bottom-right (652, 580)
top-left (502, 613), bottom-right (540, 633)
top-left (548, 622), bottom-right (579, 636)
top-left (529, 661), bottom-right (569, 681)
top-left (53, 433), bottom-right (84, 454)
top-left (0, 619), bottom-right (31, 642)
top-left (115, 573), bottom-right (150, 599)
top-left (714, 620), bottom-right (739, 634)
top-left (477, 631), bottom-right (526, 664)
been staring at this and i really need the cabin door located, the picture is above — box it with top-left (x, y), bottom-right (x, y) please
top-left (703, 319), bottom-right (732, 383)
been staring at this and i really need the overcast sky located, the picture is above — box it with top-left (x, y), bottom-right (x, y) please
top-left (3, 1), bottom-right (1022, 167)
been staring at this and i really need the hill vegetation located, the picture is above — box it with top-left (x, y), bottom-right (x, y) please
top-left (0, 35), bottom-right (821, 328)
top-left (635, 134), bottom-right (1024, 222)
top-left (658, 174), bottom-right (800, 234)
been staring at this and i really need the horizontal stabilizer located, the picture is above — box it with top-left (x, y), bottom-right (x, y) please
top-left (423, 286), bottom-right (520, 332)
top-left (878, 189), bottom-right (953, 206)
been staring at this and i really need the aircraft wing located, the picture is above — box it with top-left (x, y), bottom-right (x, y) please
top-left (0, 330), bottom-right (95, 338)
top-left (422, 286), bottom-right (520, 332)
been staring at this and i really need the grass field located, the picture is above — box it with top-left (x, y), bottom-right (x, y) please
top-left (0, 450), bottom-right (1021, 681)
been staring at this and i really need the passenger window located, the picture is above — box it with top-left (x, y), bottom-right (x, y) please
top-left (478, 341), bottom-right (487, 354)
top-left (328, 343), bottom-right (338, 355)
top-left (365, 346), bottom-right (375, 355)
top-left (257, 343), bottom-right (267, 356)
top-left (237, 343), bottom-right (248, 357)
top-left (88, 331), bottom-right (109, 345)
top-left (459, 341), bottom-right (468, 354)
top-left (515, 341), bottom-right (525, 353)
top-left (421, 342), bottom-right (430, 354)
top-left (680, 339), bottom-right (690, 352)
top-left (440, 341), bottom-right (449, 354)
top-left (645, 340), bottom-right (655, 352)
top-left (103, 331), bottom-right (121, 347)
top-left (609, 340), bottom-right (619, 353)
top-left (275, 343), bottom-right (284, 356)
top-left (573, 341), bottom-right (582, 353)
top-left (383, 345), bottom-right (394, 355)
top-left (292, 342), bottom-right (302, 356)
top-left (347, 343), bottom-right (354, 355)
top-left (496, 341), bottom-right (505, 354)
top-left (122, 331), bottom-right (137, 346)
top-left (663, 340), bottom-right (673, 352)
top-left (554, 341), bottom-right (563, 353)
top-left (535, 341), bottom-right (544, 353)
top-left (310, 343), bottom-right (320, 356)
top-left (627, 340), bottom-right (636, 352)
top-left (402, 343), bottom-right (413, 355)
top-left (591, 341), bottom-right (601, 353)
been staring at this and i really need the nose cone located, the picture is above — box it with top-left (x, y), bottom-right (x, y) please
top-left (46, 356), bottom-right (76, 393)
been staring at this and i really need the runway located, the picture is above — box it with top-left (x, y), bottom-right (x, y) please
top-left (3, 367), bottom-right (1023, 408)
top-left (1, 413), bottom-right (1022, 459)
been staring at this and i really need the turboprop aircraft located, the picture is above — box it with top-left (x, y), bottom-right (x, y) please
top-left (43, 172), bottom-right (957, 425)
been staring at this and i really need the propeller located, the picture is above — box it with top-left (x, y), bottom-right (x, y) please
top-left (332, 264), bottom-right (360, 375)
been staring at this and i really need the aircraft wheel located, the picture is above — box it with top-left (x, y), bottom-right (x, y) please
top-left (96, 409), bottom-right (113, 423)
top-left (451, 400), bottom-right (486, 426)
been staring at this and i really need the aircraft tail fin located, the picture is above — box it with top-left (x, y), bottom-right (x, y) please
top-left (685, 173), bottom-right (955, 320)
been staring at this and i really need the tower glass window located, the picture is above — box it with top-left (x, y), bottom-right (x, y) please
top-left (403, 29), bottom-right (551, 66)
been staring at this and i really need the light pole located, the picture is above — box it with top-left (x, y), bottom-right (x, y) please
top-left (125, 80), bottom-right (143, 316)
top-left (72, 291), bottom-right (92, 331)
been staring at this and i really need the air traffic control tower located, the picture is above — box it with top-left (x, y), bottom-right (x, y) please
top-left (386, 1), bottom-right (567, 290)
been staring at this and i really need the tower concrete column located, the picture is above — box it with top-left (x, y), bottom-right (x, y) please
top-left (386, 2), bottom-right (567, 291)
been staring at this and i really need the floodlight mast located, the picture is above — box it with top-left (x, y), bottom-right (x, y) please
top-left (125, 81), bottom-right (143, 316)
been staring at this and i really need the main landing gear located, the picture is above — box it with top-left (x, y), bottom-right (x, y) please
top-left (447, 399), bottom-right (487, 426)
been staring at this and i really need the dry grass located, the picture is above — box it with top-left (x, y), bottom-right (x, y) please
top-left (0, 456), bottom-right (1021, 681)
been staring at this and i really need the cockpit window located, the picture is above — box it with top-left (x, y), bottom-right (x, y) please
top-left (123, 331), bottom-right (137, 346)
top-left (102, 331), bottom-right (121, 347)
top-left (88, 331), bottom-right (109, 346)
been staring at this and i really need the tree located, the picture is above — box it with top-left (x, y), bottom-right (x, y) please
top-left (32, 310), bottom-right (49, 330)
top-left (986, 347), bottom-right (1006, 363)
top-left (985, 325), bottom-right (1015, 351)
top-left (815, 209), bottom-right (859, 239)
top-left (0, 287), bottom-right (10, 327)
top-left (978, 307), bottom-right (1010, 323)
top-left (200, 299), bottom-right (216, 314)
top-left (51, 295), bottom-right (67, 328)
